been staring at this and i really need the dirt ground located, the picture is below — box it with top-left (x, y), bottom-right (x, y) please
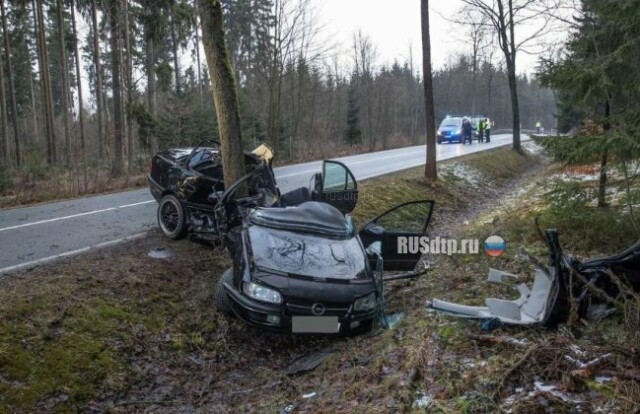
top-left (1, 147), bottom-right (638, 413)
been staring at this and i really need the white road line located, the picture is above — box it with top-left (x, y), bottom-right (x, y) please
top-left (0, 232), bottom-right (148, 276)
top-left (0, 200), bottom-right (155, 232)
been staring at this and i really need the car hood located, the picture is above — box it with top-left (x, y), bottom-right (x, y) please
top-left (247, 225), bottom-right (369, 280)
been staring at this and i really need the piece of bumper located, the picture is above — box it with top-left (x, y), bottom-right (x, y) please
top-left (223, 281), bottom-right (377, 334)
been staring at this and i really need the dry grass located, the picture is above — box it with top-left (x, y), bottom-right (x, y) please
top-left (9, 146), bottom-right (637, 413)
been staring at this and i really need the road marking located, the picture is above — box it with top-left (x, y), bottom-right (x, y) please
top-left (0, 232), bottom-right (148, 276)
top-left (0, 200), bottom-right (155, 232)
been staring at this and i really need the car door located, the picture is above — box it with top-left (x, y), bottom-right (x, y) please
top-left (359, 200), bottom-right (435, 272)
top-left (313, 160), bottom-right (358, 213)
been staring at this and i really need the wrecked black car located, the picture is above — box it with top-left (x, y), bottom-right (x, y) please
top-left (148, 142), bottom-right (435, 334)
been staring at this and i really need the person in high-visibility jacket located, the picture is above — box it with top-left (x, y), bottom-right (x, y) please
top-left (485, 118), bottom-right (492, 142)
top-left (536, 121), bottom-right (542, 134)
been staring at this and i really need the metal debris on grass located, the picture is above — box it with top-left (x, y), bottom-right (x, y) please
top-left (148, 247), bottom-right (172, 259)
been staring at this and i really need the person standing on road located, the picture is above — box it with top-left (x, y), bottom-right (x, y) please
top-left (477, 119), bottom-right (485, 143)
top-left (462, 117), bottom-right (473, 144)
top-left (485, 118), bottom-right (492, 143)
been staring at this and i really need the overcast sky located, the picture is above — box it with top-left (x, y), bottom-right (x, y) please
top-left (316, 0), bottom-right (568, 75)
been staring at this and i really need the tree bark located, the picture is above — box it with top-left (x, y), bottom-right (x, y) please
top-left (91, 0), bottom-right (105, 158)
top-left (108, 0), bottom-right (125, 176)
top-left (198, 0), bottom-right (246, 189)
top-left (70, 0), bottom-right (85, 156)
top-left (144, 12), bottom-right (158, 154)
top-left (171, 0), bottom-right (181, 95)
top-left (123, 0), bottom-right (133, 168)
top-left (0, 32), bottom-right (8, 167)
top-left (36, 0), bottom-right (57, 165)
top-left (1, 0), bottom-right (21, 167)
top-left (421, 0), bottom-right (437, 181)
top-left (56, 0), bottom-right (72, 165)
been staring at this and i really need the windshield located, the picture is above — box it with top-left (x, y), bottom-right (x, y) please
top-left (248, 226), bottom-right (368, 280)
top-left (440, 117), bottom-right (462, 128)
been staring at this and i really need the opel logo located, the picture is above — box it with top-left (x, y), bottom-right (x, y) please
top-left (311, 303), bottom-right (326, 316)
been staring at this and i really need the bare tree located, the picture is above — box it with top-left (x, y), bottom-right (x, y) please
top-left (91, 0), bottom-right (105, 157)
top-left (0, 30), bottom-right (7, 167)
top-left (56, 0), bottom-right (71, 165)
top-left (198, 0), bottom-right (246, 188)
top-left (108, 0), bottom-right (125, 176)
top-left (352, 30), bottom-right (376, 150)
top-left (421, 0), bottom-right (437, 180)
top-left (459, 0), bottom-right (559, 151)
top-left (1, 0), bottom-right (21, 167)
top-left (70, 0), bottom-right (85, 157)
top-left (35, 0), bottom-right (57, 164)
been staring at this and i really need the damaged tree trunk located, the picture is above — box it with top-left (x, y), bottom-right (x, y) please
top-left (198, 0), bottom-right (246, 190)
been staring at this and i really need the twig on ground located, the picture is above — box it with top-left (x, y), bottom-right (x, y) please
top-left (468, 334), bottom-right (530, 349)
top-left (493, 342), bottom-right (544, 399)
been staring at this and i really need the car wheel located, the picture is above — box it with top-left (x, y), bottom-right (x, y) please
top-left (157, 194), bottom-right (187, 239)
top-left (437, 139), bottom-right (442, 145)
top-left (215, 267), bottom-right (234, 316)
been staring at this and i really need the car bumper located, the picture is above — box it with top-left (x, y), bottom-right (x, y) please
top-left (223, 281), bottom-right (377, 334)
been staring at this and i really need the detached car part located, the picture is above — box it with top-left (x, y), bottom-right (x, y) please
top-left (427, 229), bottom-right (640, 327)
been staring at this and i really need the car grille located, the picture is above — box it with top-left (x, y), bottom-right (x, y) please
top-left (284, 297), bottom-right (351, 317)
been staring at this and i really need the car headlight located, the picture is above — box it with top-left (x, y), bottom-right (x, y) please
top-left (243, 282), bottom-right (282, 304)
top-left (354, 292), bottom-right (377, 311)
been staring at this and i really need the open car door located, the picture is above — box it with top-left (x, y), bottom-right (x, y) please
top-left (359, 200), bottom-right (435, 272)
top-left (313, 160), bottom-right (358, 213)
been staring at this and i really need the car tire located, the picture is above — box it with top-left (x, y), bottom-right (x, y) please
top-left (157, 194), bottom-right (187, 240)
top-left (215, 267), bottom-right (234, 316)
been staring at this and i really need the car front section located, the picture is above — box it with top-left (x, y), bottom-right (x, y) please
top-left (223, 266), bottom-right (378, 334)
top-left (219, 202), bottom-right (379, 335)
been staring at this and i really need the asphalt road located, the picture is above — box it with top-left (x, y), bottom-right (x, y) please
top-left (0, 133), bottom-right (521, 274)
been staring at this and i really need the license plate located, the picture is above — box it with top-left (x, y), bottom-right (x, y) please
top-left (292, 316), bottom-right (340, 333)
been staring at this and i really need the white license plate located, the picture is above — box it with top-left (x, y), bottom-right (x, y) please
top-left (292, 316), bottom-right (340, 333)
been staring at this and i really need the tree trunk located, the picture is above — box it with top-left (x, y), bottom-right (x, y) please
top-left (108, 0), bottom-right (125, 176)
top-left (0, 35), bottom-right (8, 166)
top-left (36, 0), bottom-right (57, 165)
top-left (171, 0), bottom-right (180, 95)
top-left (1, 0), bottom-right (21, 167)
top-left (91, 0), bottom-right (105, 158)
top-left (506, 59), bottom-right (521, 151)
top-left (194, 15), bottom-right (203, 102)
top-left (421, 0), bottom-right (437, 181)
top-left (198, 0), bottom-right (246, 190)
top-left (145, 20), bottom-right (158, 154)
top-left (70, 0), bottom-right (85, 156)
top-left (123, 0), bottom-right (133, 168)
top-left (56, 0), bottom-right (72, 165)
top-left (27, 2), bottom-right (39, 146)
top-left (598, 97), bottom-right (611, 208)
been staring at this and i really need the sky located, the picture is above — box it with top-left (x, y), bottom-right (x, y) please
top-left (315, 0), bottom-right (567, 75)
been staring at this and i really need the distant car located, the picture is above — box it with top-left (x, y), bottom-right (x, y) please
top-left (437, 117), bottom-right (465, 144)
top-left (147, 141), bottom-right (435, 334)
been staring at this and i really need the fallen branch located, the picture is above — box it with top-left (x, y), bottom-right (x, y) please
top-left (599, 369), bottom-right (640, 382)
top-left (494, 342), bottom-right (544, 399)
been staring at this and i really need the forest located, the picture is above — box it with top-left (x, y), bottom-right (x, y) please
top-left (0, 0), bottom-right (556, 195)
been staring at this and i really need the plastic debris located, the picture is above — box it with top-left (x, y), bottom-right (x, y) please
top-left (412, 393), bottom-right (433, 408)
top-left (302, 391), bottom-right (317, 399)
top-left (282, 349), bottom-right (338, 376)
top-left (148, 247), bottom-right (172, 259)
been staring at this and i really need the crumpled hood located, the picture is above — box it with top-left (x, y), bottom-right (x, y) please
top-left (247, 225), bottom-right (368, 280)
